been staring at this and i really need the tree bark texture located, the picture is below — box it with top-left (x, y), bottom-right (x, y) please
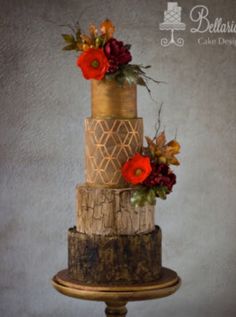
top-left (76, 184), bottom-right (155, 235)
top-left (68, 226), bottom-right (162, 285)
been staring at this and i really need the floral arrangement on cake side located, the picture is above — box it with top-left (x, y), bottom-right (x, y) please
top-left (121, 131), bottom-right (181, 207)
top-left (62, 19), bottom-right (160, 90)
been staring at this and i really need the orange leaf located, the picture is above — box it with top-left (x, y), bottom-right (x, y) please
top-left (145, 136), bottom-right (156, 155)
top-left (145, 136), bottom-right (154, 146)
top-left (80, 34), bottom-right (92, 45)
top-left (156, 131), bottom-right (166, 148)
top-left (167, 157), bottom-right (180, 166)
top-left (166, 140), bottom-right (181, 154)
top-left (146, 131), bottom-right (181, 166)
top-left (89, 24), bottom-right (98, 37)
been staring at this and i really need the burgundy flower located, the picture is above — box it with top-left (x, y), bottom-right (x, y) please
top-left (143, 163), bottom-right (176, 192)
top-left (104, 38), bottom-right (132, 73)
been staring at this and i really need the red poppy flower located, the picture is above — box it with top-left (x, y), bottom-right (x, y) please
top-left (121, 153), bottom-right (152, 185)
top-left (77, 48), bottom-right (109, 80)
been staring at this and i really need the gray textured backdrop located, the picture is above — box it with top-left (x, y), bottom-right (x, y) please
top-left (0, 0), bottom-right (236, 316)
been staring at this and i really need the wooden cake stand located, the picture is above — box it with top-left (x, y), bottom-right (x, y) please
top-left (51, 267), bottom-right (181, 317)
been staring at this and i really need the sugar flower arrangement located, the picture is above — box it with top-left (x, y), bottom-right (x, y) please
top-left (121, 131), bottom-right (180, 207)
top-left (62, 19), bottom-right (160, 90)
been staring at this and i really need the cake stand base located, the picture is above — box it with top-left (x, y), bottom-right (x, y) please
top-left (51, 267), bottom-right (181, 317)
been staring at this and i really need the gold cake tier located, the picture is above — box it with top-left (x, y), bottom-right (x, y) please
top-left (76, 184), bottom-right (155, 236)
top-left (68, 226), bottom-right (162, 285)
top-left (85, 118), bottom-right (143, 187)
top-left (91, 79), bottom-right (137, 119)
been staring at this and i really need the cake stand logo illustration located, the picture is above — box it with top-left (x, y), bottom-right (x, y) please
top-left (160, 2), bottom-right (186, 47)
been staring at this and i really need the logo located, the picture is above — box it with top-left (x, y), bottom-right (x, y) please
top-left (189, 5), bottom-right (236, 34)
top-left (159, 3), bottom-right (236, 48)
top-left (159, 2), bottom-right (186, 47)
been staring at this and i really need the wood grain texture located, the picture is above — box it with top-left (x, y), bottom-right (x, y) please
top-left (76, 184), bottom-right (155, 235)
top-left (68, 226), bottom-right (162, 285)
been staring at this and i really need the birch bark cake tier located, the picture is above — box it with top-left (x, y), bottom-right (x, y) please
top-left (76, 185), bottom-right (155, 235)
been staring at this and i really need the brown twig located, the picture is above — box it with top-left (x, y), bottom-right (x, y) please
top-left (153, 102), bottom-right (163, 140)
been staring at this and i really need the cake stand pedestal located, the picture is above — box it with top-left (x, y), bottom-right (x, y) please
top-left (51, 267), bottom-right (181, 317)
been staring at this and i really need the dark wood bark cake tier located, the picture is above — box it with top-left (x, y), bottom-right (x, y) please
top-left (84, 118), bottom-right (143, 187)
top-left (68, 226), bottom-right (162, 285)
top-left (76, 184), bottom-right (155, 235)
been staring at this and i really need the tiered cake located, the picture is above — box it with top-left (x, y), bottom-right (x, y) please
top-left (68, 79), bottom-right (162, 285)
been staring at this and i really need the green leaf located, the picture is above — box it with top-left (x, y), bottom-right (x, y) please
top-left (63, 43), bottom-right (77, 51)
top-left (131, 189), bottom-right (144, 206)
top-left (62, 34), bottom-right (75, 43)
top-left (115, 74), bottom-right (127, 86)
top-left (146, 189), bottom-right (156, 205)
top-left (105, 73), bottom-right (115, 81)
top-left (95, 36), bottom-right (103, 48)
top-left (124, 44), bottom-right (131, 50)
top-left (121, 67), bottom-right (139, 85)
top-left (137, 77), bottom-right (146, 86)
top-left (140, 65), bottom-right (151, 69)
top-left (76, 29), bottom-right (82, 42)
top-left (130, 188), bottom-right (157, 207)
top-left (155, 186), bottom-right (169, 200)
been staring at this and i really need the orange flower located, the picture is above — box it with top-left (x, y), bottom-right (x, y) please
top-left (77, 48), bottom-right (109, 80)
top-left (121, 153), bottom-right (152, 185)
top-left (100, 19), bottom-right (115, 39)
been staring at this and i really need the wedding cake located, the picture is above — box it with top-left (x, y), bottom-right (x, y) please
top-left (68, 80), bottom-right (162, 285)
top-left (60, 18), bottom-right (180, 286)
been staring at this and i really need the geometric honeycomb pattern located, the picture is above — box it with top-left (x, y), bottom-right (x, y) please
top-left (85, 118), bottom-right (143, 187)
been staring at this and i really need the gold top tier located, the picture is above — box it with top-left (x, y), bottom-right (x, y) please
top-left (91, 79), bottom-right (137, 119)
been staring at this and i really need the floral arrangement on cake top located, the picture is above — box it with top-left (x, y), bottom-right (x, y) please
top-left (62, 19), bottom-right (160, 90)
top-left (122, 131), bottom-right (181, 207)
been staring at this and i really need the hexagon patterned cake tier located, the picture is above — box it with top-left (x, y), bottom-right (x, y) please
top-left (85, 118), bottom-right (143, 187)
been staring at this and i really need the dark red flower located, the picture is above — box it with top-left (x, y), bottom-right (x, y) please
top-left (143, 163), bottom-right (176, 191)
top-left (104, 38), bottom-right (132, 73)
